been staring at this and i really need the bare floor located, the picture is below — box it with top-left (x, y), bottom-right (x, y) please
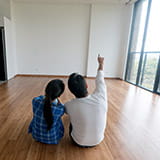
top-left (0, 81), bottom-right (4, 84)
top-left (0, 76), bottom-right (160, 160)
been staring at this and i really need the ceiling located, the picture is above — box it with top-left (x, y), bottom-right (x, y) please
top-left (12, 0), bottom-right (136, 5)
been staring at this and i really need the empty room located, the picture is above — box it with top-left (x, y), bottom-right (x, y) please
top-left (0, 0), bottom-right (160, 159)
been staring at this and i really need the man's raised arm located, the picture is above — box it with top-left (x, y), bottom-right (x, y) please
top-left (93, 55), bottom-right (106, 99)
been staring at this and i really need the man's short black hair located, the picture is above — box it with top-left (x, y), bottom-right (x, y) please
top-left (68, 73), bottom-right (88, 98)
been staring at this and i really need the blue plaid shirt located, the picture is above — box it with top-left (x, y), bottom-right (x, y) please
top-left (28, 96), bottom-right (65, 144)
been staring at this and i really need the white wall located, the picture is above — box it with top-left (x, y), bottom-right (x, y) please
top-left (0, 0), bottom-right (11, 26)
top-left (87, 4), bottom-right (133, 78)
top-left (12, 1), bottom-right (133, 78)
top-left (13, 2), bottom-right (90, 75)
top-left (0, 16), bottom-right (3, 26)
top-left (4, 17), bottom-right (17, 79)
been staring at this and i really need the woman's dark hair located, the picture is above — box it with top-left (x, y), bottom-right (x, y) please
top-left (44, 79), bottom-right (65, 130)
top-left (68, 73), bottom-right (88, 98)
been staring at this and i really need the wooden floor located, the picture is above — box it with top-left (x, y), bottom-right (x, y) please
top-left (0, 76), bottom-right (160, 160)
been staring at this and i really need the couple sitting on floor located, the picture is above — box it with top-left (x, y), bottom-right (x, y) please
top-left (28, 55), bottom-right (108, 147)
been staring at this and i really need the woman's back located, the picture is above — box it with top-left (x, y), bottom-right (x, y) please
top-left (28, 95), bottom-right (64, 144)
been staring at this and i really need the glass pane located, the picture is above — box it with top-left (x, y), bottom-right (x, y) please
top-left (139, 53), bottom-right (159, 90)
top-left (158, 80), bottom-right (160, 93)
top-left (157, 69), bottom-right (160, 93)
top-left (144, 0), bottom-right (160, 51)
top-left (126, 53), bottom-right (140, 84)
top-left (131, 0), bottom-right (148, 52)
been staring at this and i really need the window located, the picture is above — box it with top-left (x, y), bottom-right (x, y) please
top-left (125, 0), bottom-right (160, 94)
top-left (158, 81), bottom-right (160, 93)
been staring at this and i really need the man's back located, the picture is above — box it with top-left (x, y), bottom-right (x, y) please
top-left (65, 70), bottom-right (108, 146)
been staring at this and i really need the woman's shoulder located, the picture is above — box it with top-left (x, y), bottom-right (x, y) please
top-left (32, 95), bottom-right (44, 104)
top-left (52, 103), bottom-right (65, 114)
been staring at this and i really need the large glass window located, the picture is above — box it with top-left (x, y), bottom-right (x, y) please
top-left (144, 0), bottom-right (160, 52)
top-left (126, 53), bottom-right (140, 84)
top-left (130, 0), bottom-right (148, 53)
top-left (125, 0), bottom-right (160, 94)
top-left (158, 81), bottom-right (160, 93)
top-left (125, 0), bottom-right (149, 84)
top-left (139, 53), bottom-right (159, 90)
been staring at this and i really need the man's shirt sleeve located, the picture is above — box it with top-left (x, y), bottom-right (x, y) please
top-left (92, 70), bottom-right (107, 100)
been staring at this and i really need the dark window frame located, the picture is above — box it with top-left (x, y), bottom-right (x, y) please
top-left (125, 0), bottom-right (160, 95)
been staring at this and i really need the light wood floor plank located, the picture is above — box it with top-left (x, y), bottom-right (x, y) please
top-left (0, 76), bottom-right (160, 160)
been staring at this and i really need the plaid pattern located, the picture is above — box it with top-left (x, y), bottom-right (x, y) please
top-left (28, 96), bottom-right (65, 144)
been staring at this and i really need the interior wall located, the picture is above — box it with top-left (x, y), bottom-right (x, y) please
top-left (0, 16), bottom-right (3, 26)
top-left (4, 17), bottom-right (16, 79)
top-left (13, 2), bottom-right (90, 76)
top-left (12, 1), bottom-right (133, 78)
top-left (0, 0), bottom-right (11, 26)
top-left (87, 4), bottom-right (133, 78)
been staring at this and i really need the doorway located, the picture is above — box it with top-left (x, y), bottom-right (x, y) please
top-left (0, 27), bottom-right (7, 82)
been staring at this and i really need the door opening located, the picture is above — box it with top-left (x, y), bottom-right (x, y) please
top-left (0, 27), bottom-right (7, 82)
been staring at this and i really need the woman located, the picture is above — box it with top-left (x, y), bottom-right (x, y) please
top-left (28, 79), bottom-right (65, 144)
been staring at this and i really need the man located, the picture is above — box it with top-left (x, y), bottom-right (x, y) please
top-left (65, 55), bottom-right (108, 147)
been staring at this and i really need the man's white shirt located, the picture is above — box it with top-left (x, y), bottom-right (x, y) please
top-left (65, 70), bottom-right (108, 146)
